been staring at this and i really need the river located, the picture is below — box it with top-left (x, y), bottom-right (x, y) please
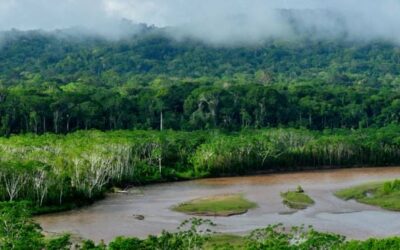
top-left (37, 167), bottom-right (400, 242)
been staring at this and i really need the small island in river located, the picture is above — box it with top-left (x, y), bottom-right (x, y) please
top-left (173, 194), bottom-right (257, 216)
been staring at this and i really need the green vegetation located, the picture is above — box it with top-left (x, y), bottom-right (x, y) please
top-left (336, 179), bottom-right (400, 211)
top-left (173, 194), bottom-right (256, 216)
top-left (0, 31), bottom-right (399, 135)
top-left (5, 201), bottom-right (400, 249)
top-left (0, 202), bottom-right (72, 250)
top-left (1, 28), bottom-right (400, 249)
top-left (281, 186), bottom-right (315, 209)
top-left (205, 226), bottom-right (400, 250)
top-left (0, 127), bottom-right (399, 212)
top-left (204, 234), bottom-right (245, 250)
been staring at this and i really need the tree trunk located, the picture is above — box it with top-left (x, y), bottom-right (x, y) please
top-left (160, 111), bottom-right (163, 131)
top-left (54, 111), bottom-right (59, 133)
top-left (43, 116), bottom-right (46, 133)
top-left (66, 115), bottom-right (71, 132)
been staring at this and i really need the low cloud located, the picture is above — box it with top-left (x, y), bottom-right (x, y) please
top-left (1, 0), bottom-right (400, 44)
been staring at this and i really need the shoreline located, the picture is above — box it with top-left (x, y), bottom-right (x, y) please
top-left (33, 164), bottom-right (400, 215)
top-left (36, 165), bottom-right (400, 242)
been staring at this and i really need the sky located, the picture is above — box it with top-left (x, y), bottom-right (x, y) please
top-left (0, 0), bottom-right (400, 44)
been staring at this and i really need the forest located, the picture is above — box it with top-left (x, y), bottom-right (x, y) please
top-left (0, 29), bottom-right (399, 134)
top-left (0, 27), bottom-right (399, 212)
top-left (0, 28), bottom-right (400, 249)
top-left (0, 127), bottom-right (399, 211)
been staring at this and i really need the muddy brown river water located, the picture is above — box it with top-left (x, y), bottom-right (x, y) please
top-left (37, 167), bottom-right (400, 242)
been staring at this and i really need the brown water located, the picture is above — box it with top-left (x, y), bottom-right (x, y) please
top-left (37, 167), bottom-right (400, 242)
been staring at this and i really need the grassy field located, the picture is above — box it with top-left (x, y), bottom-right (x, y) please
top-left (281, 187), bottom-right (315, 209)
top-left (335, 180), bottom-right (400, 211)
top-left (173, 194), bottom-right (257, 216)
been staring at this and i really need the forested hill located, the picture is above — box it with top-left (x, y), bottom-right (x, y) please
top-left (2, 29), bottom-right (400, 84)
top-left (0, 29), bottom-right (399, 134)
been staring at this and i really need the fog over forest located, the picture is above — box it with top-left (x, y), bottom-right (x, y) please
top-left (0, 0), bottom-right (400, 44)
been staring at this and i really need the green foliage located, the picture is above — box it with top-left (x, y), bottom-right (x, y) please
top-left (343, 237), bottom-right (400, 250)
top-left (204, 234), bottom-right (245, 250)
top-left (4, 202), bottom-right (400, 250)
top-left (173, 194), bottom-right (257, 216)
top-left (0, 31), bottom-right (399, 134)
top-left (100, 223), bottom-right (400, 249)
top-left (0, 202), bottom-right (44, 250)
top-left (281, 188), bottom-right (315, 209)
top-left (245, 224), bottom-right (345, 250)
top-left (105, 218), bottom-right (213, 250)
top-left (191, 127), bottom-right (400, 176)
top-left (383, 181), bottom-right (393, 194)
top-left (108, 237), bottom-right (142, 250)
top-left (383, 180), bottom-right (400, 194)
top-left (78, 240), bottom-right (106, 250)
top-left (1, 30), bottom-right (400, 249)
top-left (336, 179), bottom-right (400, 211)
top-left (45, 234), bottom-right (72, 250)
top-left (0, 202), bottom-right (70, 250)
top-left (0, 127), bottom-right (399, 210)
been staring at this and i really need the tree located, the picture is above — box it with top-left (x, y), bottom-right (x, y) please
top-left (0, 161), bottom-right (32, 202)
top-left (0, 202), bottom-right (44, 250)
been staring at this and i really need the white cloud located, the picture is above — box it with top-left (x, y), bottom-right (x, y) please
top-left (1, 0), bottom-right (400, 44)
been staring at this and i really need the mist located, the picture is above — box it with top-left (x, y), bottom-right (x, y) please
top-left (1, 0), bottom-right (400, 44)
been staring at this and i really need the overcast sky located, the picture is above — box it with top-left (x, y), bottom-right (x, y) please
top-left (1, 0), bottom-right (400, 44)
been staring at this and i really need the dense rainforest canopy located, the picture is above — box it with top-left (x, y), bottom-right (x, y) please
top-left (0, 23), bottom-right (400, 250)
top-left (0, 29), bottom-right (399, 134)
top-left (0, 26), bottom-right (399, 208)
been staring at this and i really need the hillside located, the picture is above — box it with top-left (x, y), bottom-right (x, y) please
top-left (0, 29), bottom-right (399, 134)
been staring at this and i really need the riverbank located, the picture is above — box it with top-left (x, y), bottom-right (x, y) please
top-left (0, 126), bottom-right (398, 214)
top-left (9, 200), bottom-right (400, 250)
top-left (36, 166), bottom-right (400, 242)
top-left (335, 179), bottom-right (400, 211)
top-left (31, 164), bottom-right (395, 215)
